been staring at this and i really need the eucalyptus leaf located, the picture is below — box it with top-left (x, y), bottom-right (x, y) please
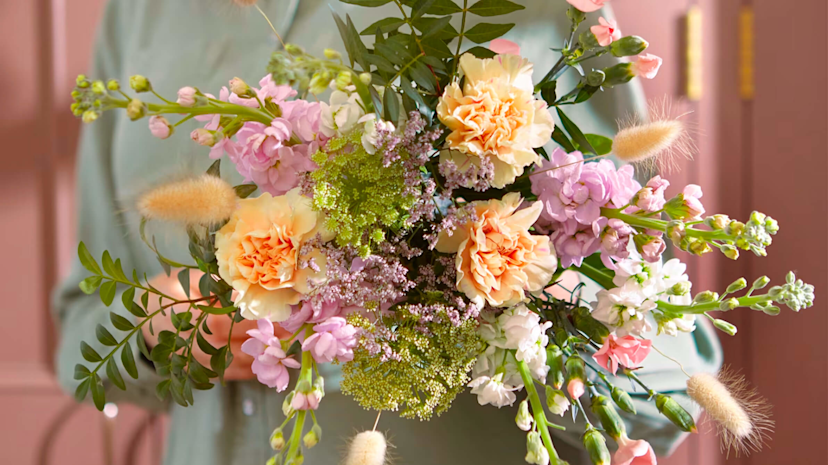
top-left (78, 242), bottom-right (101, 275)
top-left (468, 0), bottom-right (524, 17)
top-left (463, 23), bottom-right (514, 43)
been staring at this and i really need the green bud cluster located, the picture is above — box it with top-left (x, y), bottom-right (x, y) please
top-left (267, 46), bottom-right (350, 95)
top-left (769, 271), bottom-right (815, 311)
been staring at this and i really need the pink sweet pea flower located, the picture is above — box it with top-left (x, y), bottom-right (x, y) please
top-left (241, 319), bottom-right (301, 391)
top-left (591, 17), bottom-right (622, 46)
top-left (592, 334), bottom-right (652, 375)
top-left (301, 317), bottom-right (358, 363)
top-left (291, 390), bottom-right (321, 411)
top-left (566, 0), bottom-right (607, 13)
top-left (489, 38), bottom-right (521, 56)
top-left (614, 435), bottom-right (658, 465)
top-left (633, 54), bottom-right (663, 79)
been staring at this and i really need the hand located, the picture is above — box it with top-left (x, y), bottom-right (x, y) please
top-left (141, 269), bottom-right (287, 381)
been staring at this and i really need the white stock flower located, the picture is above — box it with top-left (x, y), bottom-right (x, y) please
top-left (500, 305), bottom-right (552, 359)
top-left (590, 282), bottom-right (656, 337)
top-left (358, 114), bottom-right (395, 154)
top-left (468, 373), bottom-right (519, 407)
top-left (319, 90), bottom-right (364, 138)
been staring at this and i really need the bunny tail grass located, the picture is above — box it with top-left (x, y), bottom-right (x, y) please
top-left (344, 431), bottom-right (387, 465)
top-left (137, 175), bottom-right (238, 226)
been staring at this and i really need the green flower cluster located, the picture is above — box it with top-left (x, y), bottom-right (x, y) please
top-left (311, 130), bottom-right (416, 255)
top-left (341, 306), bottom-right (481, 420)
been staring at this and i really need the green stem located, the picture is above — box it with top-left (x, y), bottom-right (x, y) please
top-left (106, 97), bottom-right (274, 125)
top-left (285, 351), bottom-right (314, 460)
top-left (572, 262), bottom-right (614, 290)
top-left (601, 208), bottom-right (730, 242)
top-left (517, 360), bottom-right (565, 465)
top-left (656, 293), bottom-right (772, 315)
top-left (451, 0), bottom-right (469, 78)
top-left (386, 52), bottom-right (425, 89)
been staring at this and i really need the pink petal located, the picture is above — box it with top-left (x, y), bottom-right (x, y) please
top-left (489, 38), bottom-right (521, 56)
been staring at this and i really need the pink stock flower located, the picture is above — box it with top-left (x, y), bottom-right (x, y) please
top-left (592, 334), bottom-right (652, 374)
top-left (301, 317), bottom-right (358, 363)
top-left (682, 184), bottom-right (705, 219)
top-left (281, 299), bottom-right (347, 334)
top-left (177, 86), bottom-right (197, 107)
top-left (567, 378), bottom-right (585, 399)
top-left (489, 38), bottom-right (521, 55)
top-left (566, 0), bottom-right (607, 13)
top-left (230, 75), bottom-right (297, 108)
top-left (241, 319), bottom-right (301, 391)
top-left (639, 230), bottom-right (666, 263)
top-left (291, 390), bottom-right (321, 411)
top-left (591, 17), bottom-right (622, 46)
top-left (600, 218), bottom-right (634, 269)
top-left (148, 115), bottom-right (172, 139)
top-left (633, 54), bottom-right (663, 79)
top-left (634, 176), bottom-right (670, 213)
top-left (614, 435), bottom-right (658, 465)
top-left (549, 218), bottom-right (603, 268)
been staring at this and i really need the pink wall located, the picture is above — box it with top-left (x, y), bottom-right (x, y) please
top-left (0, 0), bottom-right (825, 464)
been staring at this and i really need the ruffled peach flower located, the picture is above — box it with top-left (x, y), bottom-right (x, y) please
top-left (436, 193), bottom-right (558, 307)
top-left (591, 17), bottom-right (622, 46)
top-left (216, 188), bottom-right (333, 321)
top-left (437, 53), bottom-right (554, 188)
top-left (566, 0), bottom-right (607, 13)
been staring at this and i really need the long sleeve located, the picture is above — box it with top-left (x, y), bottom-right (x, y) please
top-left (51, 0), bottom-right (166, 412)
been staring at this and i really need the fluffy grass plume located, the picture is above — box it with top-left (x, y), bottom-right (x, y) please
top-left (686, 367), bottom-right (773, 457)
top-left (232, 0), bottom-right (257, 5)
top-left (613, 98), bottom-right (696, 172)
top-left (344, 431), bottom-right (387, 465)
top-left (137, 175), bottom-right (237, 226)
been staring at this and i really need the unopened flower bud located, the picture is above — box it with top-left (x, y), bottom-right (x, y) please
top-left (525, 431), bottom-right (548, 465)
top-left (126, 99), bottom-right (146, 121)
top-left (692, 291), bottom-right (718, 304)
top-left (106, 79), bottom-right (120, 91)
top-left (177, 86), bottom-right (197, 107)
top-left (335, 71), bottom-right (352, 90)
top-left (309, 72), bottom-right (331, 95)
top-left (579, 31), bottom-right (601, 50)
top-left (721, 244), bottom-right (739, 260)
top-left (712, 318), bottom-right (738, 335)
top-left (282, 392), bottom-right (295, 417)
top-left (284, 43), bottom-right (304, 56)
top-left (610, 36), bottom-right (649, 57)
top-left (566, 6), bottom-right (586, 24)
top-left (688, 237), bottom-right (712, 256)
top-left (546, 345), bottom-right (565, 389)
top-left (190, 128), bottom-right (218, 147)
top-left (565, 357), bottom-right (586, 399)
top-left (668, 281), bottom-right (691, 296)
top-left (129, 75), bottom-right (151, 93)
top-left (76, 75), bottom-right (90, 88)
top-left (762, 305), bottom-right (781, 316)
top-left (270, 427), bottom-right (285, 450)
top-left (148, 115), bottom-right (174, 139)
top-left (572, 307), bottom-right (609, 343)
top-left (359, 72), bottom-right (372, 85)
top-left (726, 278), bottom-right (747, 294)
top-left (590, 395), bottom-right (626, 439)
top-left (583, 427), bottom-right (611, 465)
top-left (81, 110), bottom-right (99, 124)
top-left (303, 424), bottom-right (322, 448)
top-left (718, 297), bottom-right (739, 311)
top-left (602, 63), bottom-right (634, 87)
top-left (516, 399), bottom-right (533, 431)
top-left (611, 386), bottom-right (637, 414)
top-left (292, 449), bottom-right (304, 465)
top-left (764, 216), bottom-right (779, 234)
top-left (586, 70), bottom-right (606, 87)
top-left (666, 221), bottom-right (686, 245)
top-left (752, 276), bottom-right (770, 290)
top-left (91, 80), bottom-right (106, 94)
top-left (706, 214), bottom-right (730, 230)
top-left (545, 386), bottom-right (570, 416)
top-left (229, 77), bottom-right (253, 97)
top-left (324, 48), bottom-right (342, 60)
top-left (655, 394), bottom-right (697, 433)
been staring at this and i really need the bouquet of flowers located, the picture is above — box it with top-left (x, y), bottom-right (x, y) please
top-left (69, 0), bottom-right (815, 464)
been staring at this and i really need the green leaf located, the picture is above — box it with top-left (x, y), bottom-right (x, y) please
top-left (206, 159), bottom-right (221, 178)
top-left (233, 184), bottom-right (258, 199)
top-left (463, 23), bottom-right (515, 43)
top-left (74, 378), bottom-right (91, 402)
top-left (169, 375), bottom-right (188, 407)
top-left (404, 0), bottom-right (462, 15)
top-left (111, 259), bottom-right (129, 282)
top-left (375, 43), bottom-right (408, 66)
top-left (189, 359), bottom-right (218, 384)
top-left (585, 134), bottom-right (613, 156)
top-left (74, 364), bottom-right (91, 380)
top-left (421, 38), bottom-right (453, 59)
top-left (383, 89), bottom-right (400, 125)
top-left (360, 17), bottom-right (405, 35)
top-left (120, 286), bottom-right (135, 310)
top-left (177, 268), bottom-right (191, 299)
top-left (136, 330), bottom-right (151, 359)
top-left (415, 16), bottom-right (452, 39)
top-left (346, 15), bottom-right (371, 71)
top-left (331, 10), bottom-right (356, 68)
top-left (101, 251), bottom-right (116, 277)
top-left (80, 341), bottom-right (102, 363)
top-left (96, 324), bottom-right (118, 346)
top-left (340, 0), bottom-right (392, 6)
top-left (106, 358), bottom-right (126, 390)
top-left (110, 312), bottom-right (135, 331)
top-left (400, 76), bottom-right (427, 110)
top-left (99, 281), bottom-right (117, 307)
top-left (196, 304), bottom-right (237, 315)
top-left (210, 346), bottom-right (229, 384)
top-left (155, 379), bottom-right (172, 401)
top-left (410, 0), bottom-right (437, 18)
top-left (79, 276), bottom-right (102, 295)
top-left (551, 126), bottom-right (576, 153)
top-left (462, 46), bottom-right (497, 59)
top-left (365, 54), bottom-right (398, 74)
top-left (127, 302), bottom-right (147, 318)
top-left (182, 377), bottom-right (195, 405)
top-left (468, 0), bottom-right (524, 17)
top-left (78, 242), bottom-right (101, 275)
top-left (539, 80), bottom-right (557, 104)
top-left (196, 331), bottom-right (219, 355)
top-left (556, 108), bottom-right (597, 155)
top-left (121, 346), bottom-right (139, 379)
top-left (90, 374), bottom-right (105, 410)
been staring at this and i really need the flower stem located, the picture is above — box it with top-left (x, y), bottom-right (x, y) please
top-left (106, 96), bottom-right (274, 125)
top-left (517, 360), bottom-right (565, 465)
top-left (285, 351), bottom-right (314, 460)
top-left (600, 208), bottom-right (729, 242)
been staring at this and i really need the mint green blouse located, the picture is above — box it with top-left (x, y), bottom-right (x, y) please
top-left (52, 1), bottom-right (722, 464)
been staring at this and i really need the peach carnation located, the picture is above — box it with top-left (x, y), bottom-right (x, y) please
top-left (436, 53), bottom-right (554, 188)
top-left (215, 188), bottom-right (333, 321)
top-left (436, 193), bottom-right (558, 307)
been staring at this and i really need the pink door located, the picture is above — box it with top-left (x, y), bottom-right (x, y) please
top-left (1, 1), bottom-right (824, 464)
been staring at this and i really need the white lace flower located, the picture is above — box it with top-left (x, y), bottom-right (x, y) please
top-left (468, 373), bottom-right (520, 407)
top-left (590, 282), bottom-right (656, 337)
